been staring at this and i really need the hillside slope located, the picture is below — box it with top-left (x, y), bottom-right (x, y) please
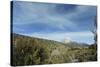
top-left (11, 33), bottom-right (97, 66)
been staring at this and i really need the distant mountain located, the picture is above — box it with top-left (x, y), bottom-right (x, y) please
top-left (64, 41), bottom-right (89, 48)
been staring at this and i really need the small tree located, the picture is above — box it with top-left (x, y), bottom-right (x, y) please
top-left (91, 16), bottom-right (97, 45)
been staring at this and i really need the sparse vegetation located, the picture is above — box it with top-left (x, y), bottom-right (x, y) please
top-left (11, 33), bottom-right (97, 66)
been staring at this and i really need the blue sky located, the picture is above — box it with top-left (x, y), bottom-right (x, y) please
top-left (12, 1), bottom-right (97, 44)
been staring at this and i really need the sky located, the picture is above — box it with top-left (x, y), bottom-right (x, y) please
top-left (12, 1), bottom-right (97, 44)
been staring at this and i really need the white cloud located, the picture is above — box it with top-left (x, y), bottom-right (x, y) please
top-left (13, 2), bottom-right (78, 29)
top-left (13, 2), bottom-right (96, 32)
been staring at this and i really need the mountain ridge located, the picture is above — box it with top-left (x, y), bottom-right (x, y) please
top-left (12, 33), bottom-right (88, 48)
